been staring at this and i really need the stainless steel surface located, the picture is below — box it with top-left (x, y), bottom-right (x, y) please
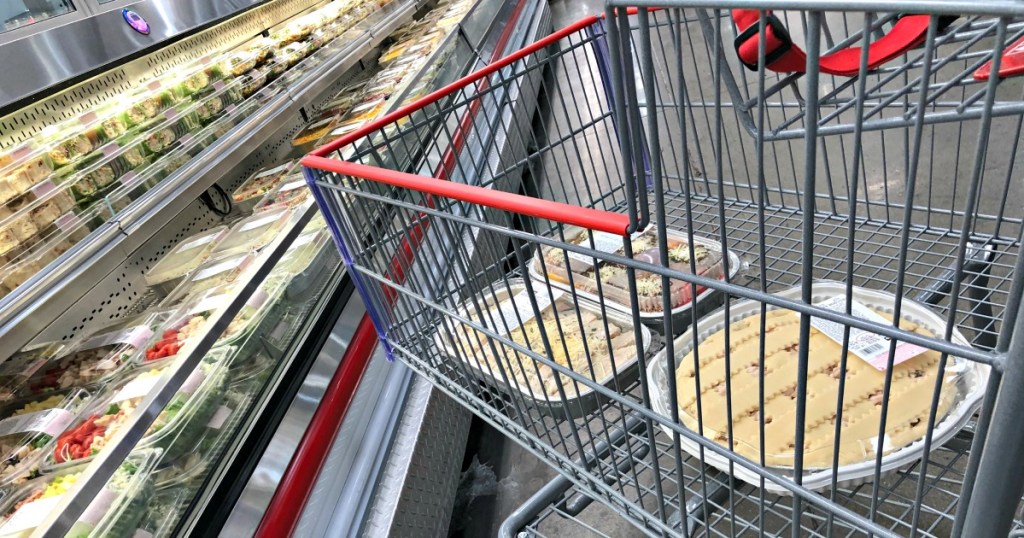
top-left (0, 0), bottom-right (419, 363)
top-left (219, 294), bottom-right (367, 537)
top-left (0, 0), bottom-right (276, 111)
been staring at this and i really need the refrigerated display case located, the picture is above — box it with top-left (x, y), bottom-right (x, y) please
top-left (0, 0), bottom-right (550, 535)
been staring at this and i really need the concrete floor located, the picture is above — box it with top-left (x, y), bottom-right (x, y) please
top-left (450, 1), bottom-right (1023, 536)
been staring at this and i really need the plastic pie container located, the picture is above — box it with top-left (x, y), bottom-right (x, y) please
top-left (647, 282), bottom-right (989, 493)
top-left (530, 225), bottom-right (742, 333)
top-left (46, 351), bottom-right (230, 468)
top-left (145, 225), bottom-right (229, 291)
top-left (435, 279), bottom-right (652, 417)
top-left (0, 389), bottom-right (90, 488)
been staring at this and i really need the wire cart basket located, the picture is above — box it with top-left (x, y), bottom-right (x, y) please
top-left (303, 1), bottom-right (1024, 535)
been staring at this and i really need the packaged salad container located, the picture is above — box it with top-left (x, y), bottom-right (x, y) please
top-left (238, 68), bottom-right (269, 98)
top-left (211, 208), bottom-right (292, 258)
top-left (252, 177), bottom-right (310, 213)
top-left (268, 228), bottom-right (339, 302)
top-left (48, 352), bottom-right (229, 468)
top-left (232, 161), bottom-right (296, 210)
top-left (144, 226), bottom-right (229, 292)
top-left (436, 279), bottom-right (653, 417)
top-left (0, 389), bottom-right (90, 487)
top-left (161, 251), bottom-right (255, 307)
top-left (21, 323), bottom-right (152, 398)
top-left (0, 449), bottom-right (159, 538)
top-left (647, 282), bottom-right (989, 494)
top-left (530, 225), bottom-right (742, 333)
top-left (0, 344), bottom-right (60, 404)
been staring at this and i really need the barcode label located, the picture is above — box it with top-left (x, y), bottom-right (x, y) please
top-left (807, 296), bottom-right (928, 371)
top-left (487, 289), bottom-right (563, 336)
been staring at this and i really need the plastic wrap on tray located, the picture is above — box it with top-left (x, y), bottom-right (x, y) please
top-left (160, 251), bottom-right (255, 308)
top-left (145, 226), bottom-right (229, 290)
top-left (439, 280), bottom-right (651, 403)
top-left (232, 162), bottom-right (297, 207)
top-left (0, 389), bottom-right (89, 487)
top-left (48, 353), bottom-right (229, 467)
top-left (211, 207), bottom-right (292, 258)
top-left (533, 225), bottom-right (730, 317)
top-left (647, 282), bottom-right (989, 492)
top-left (0, 450), bottom-right (158, 538)
top-left (252, 177), bottom-right (310, 212)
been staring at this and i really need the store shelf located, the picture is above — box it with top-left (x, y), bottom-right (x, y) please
top-left (0, 0), bottom-right (420, 361)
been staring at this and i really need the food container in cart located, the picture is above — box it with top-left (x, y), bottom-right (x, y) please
top-left (210, 207), bottom-right (292, 258)
top-left (266, 228), bottom-right (339, 302)
top-left (47, 351), bottom-right (229, 468)
top-left (160, 251), bottom-right (255, 307)
top-left (232, 161), bottom-right (297, 211)
top-left (0, 449), bottom-right (159, 538)
top-left (21, 322), bottom-right (154, 398)
top-left (646, 282), bottom-right (989, 493)
top-left (144, 226), bottom-right (229, 293)
top-left (435, 279), bottom-right (652, 417)
top-left (529, 225), bottom-right (742, 333)
top-left (0, 389), bottom-right (90, 487)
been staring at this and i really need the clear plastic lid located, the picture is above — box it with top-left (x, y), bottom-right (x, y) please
top-left (0, 345), bottom-right (63, 404)
top-left (291, 116), bottom-right (341, 148)
top-left (161, 251), bottom-right (255, 306)
top-left (443, 279), bottom-right (649, 399)
top-left (232, 161), bottom-right (297, 205)
top-left (22, 321), bottom-right (154, 398)
top-left (211, 208), bottom-right (292, 258)
top-left (0, 145), bottom-right (55, 206)
top-left (0, 389), bottom-right (90, 488)
top-left (534, 225), bottom-right (727, 315)
top-left (48, 354), bottom-right (228, 468)
top-left (0, 449), bottom-right (159, 538)
top-left (268, 228), bottom-right (331, 279)
top-left (145, 226), bottom-right (229, 287)
top-left (252, 177), bottom-right (311, 213)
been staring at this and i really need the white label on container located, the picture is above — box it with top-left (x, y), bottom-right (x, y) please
top-left (225, 104), bottom-right (237, 115)
top-left (134, 530), bottom-right (155, 538)
top-left (179, 134), bottom-right (194, 148)
top-left (30, 180), bottom-right (56, 198)
top-left (213, 80), bottom-right (225, 91)
top-left (238, 214), bottom-right (279, 234)
top-left (165, 108), bottom-right (178, 120)
top-left (289, 232), bottom-right (318, 251)
top-left (55, 213), bottom-right (81, 232)
top-left (246, 288), bottom-right (269, 309)
top-left (0, 494), bottom-right (63, 534)
top-left (193, 258), bottom-right (240, 282)
top-left (567, 231), bottom-right (626, 265)
top-left (119, 171), bottom-right (137, 186)
top-left (486, 289), bottom-right (562, 336)
top-left (179, 368), bottom-right (206, 396)
top-left (207, 405), bottom-right (233, 429)
top-left (278, 179), bottom-right (305, 193)
top-left (147, 81), bottom-right (162, 91)
top-left (807, 296), bottom-right (928, 371)
top-left (187, 295), bottom-right (224, 318)
top-left (79, 488), bottom-right (116, 526)
top-left (0, 408), bottom-right (74, 439)
top-left (112, 374), bottom-right (162, 404)
top-left (176, 232), bottom-right (220, 254)
top-left (252, 162), bottom-right (293, 181)
top-left (78, 112), bottom-right (98, 125)
top-left (101, 143), bottom-right (119, 158)
top-left (80, 325), bottom-right (154, 354)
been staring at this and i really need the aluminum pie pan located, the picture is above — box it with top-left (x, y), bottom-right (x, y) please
top-left (529, 232), bottom-right (744, 334)
top-left (647, 281), bottom-right (988, 494)
top-left (434, 279), bottom-right (652, 418)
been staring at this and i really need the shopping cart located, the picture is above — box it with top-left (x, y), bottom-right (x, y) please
top-left (303, 2), bottom-right (1024, 536)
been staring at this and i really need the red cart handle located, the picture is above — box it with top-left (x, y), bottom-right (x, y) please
top-left (732, 11), bottom-right (956, 76)
top-left (301, 156), bottom-right (631, 236)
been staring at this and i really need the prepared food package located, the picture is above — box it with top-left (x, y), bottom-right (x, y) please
top-left (647, 283), bottom-right (989, 492)
top-left (439, 280), bottom-right (651, 403)
top-left (159, 250), bottom-right (254, 309)
top-left (0, 450), bottom-right (159, 538)
top-left (291, 116), bottom-right (341, 149)
top-left (211, 207), bottom-right (292, 258)
top-left (24, 322), bottom-right (153, 397)
top-left (0, 389), bottom-right (89, 487)
top-left (238, 68), bottom-right (269, 98)
top-left (232, 161), bottom-right (297, 206)
top-left (0, 208), bottom-right (106, 293)
top-left (253, 177), bottom-right (311, 212)
top-left (0, 345), bottom-right (60, 404)
top-left (533, 225), bottom-right (738, 324)
top-left (145, 225), bottom-right (229, 289)
top-left (49, 355), bottom-right (228, 466)
top-left (0, 147), bottom-right (53, 205)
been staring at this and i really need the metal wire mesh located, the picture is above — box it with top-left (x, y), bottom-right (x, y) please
top-left (305, 3), bottom-right (1024, 536)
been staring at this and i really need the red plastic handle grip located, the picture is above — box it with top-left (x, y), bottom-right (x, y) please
top-left (302, 155), bottom-right (631, 236)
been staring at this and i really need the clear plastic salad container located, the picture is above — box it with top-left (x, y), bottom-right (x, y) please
top-left (134, 488), bottom-right (188, 538)
top-left (21, 322), bottom-right (153, 398)
top-left (0, 344), bottom-right (64, 404)
top-left (0, 389), bottom-right (90, 487)
top-left (267, 228), bottom-right (339, 302)
top-left (161, 251), bottom-right (255, 307)
top-left (144, 226), bottom-right (229, 291)
top-left (231, 161), bottom-right (296, 210)
top-left (211, 208), bottom-right (292, 258)
top-left (47, 351), bottom-right (229, 468)
top-left (252, 177), bottom-right (310, 213)
top-left (530, 225), bottom-right (741, 332)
